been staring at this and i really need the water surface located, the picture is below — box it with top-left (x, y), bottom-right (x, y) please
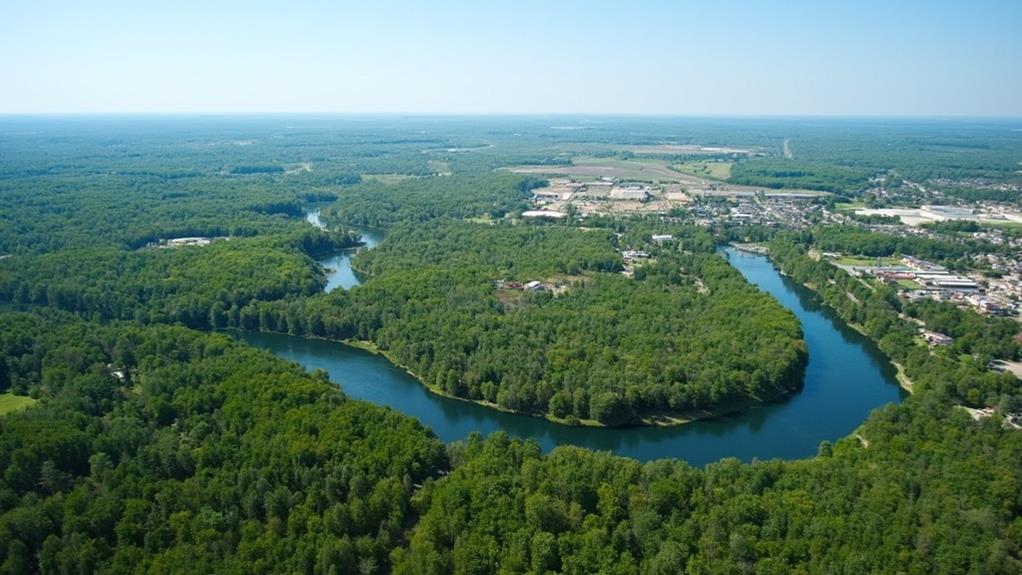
top-left (306, 209), bottom-right (383, 291)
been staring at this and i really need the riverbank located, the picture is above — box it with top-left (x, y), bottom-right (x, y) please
top-left (236, 248), bottom-right (905, 464)
top-left (744, 244), bottom-right (916, 395)
top-left (846, 324), bottom-right (919, 396)
top-left (342, 337), bottom-right (803, 429)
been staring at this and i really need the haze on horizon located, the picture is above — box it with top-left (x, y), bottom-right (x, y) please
top-left (2, 0), bottom-right (1020, 117)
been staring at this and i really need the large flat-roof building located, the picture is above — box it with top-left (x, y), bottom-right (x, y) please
top-left (610, 184), bottom-right (650, 202)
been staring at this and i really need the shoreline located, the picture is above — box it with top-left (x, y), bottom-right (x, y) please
top-left (344, 338), bottom-right (795, 428)
top-left (746, 244), bottom-right (916, 395)
top-left (228, 329), bottom-right (803, 429)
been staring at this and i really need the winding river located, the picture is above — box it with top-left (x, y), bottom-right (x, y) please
top-left (305, 209), bottom-right (383, 291)
top-left (238, 217), bottom-right (906, 465)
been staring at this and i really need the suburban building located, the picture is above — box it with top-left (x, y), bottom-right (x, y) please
top-left (921, 330), bottom-right (954, 346)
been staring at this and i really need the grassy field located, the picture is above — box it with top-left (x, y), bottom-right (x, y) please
top-left (361, 174), bottom-right (422, 184)
top-left (670, 161), bottom-right (732, 180)
top-left (834, 201), bottom-right (867, 210)
top-left (979, 220), bottom-right (1022, 230)
top-left (0, 392), bottom-right (37, 416)
top-left (897, 279), bottom-right (921, 288)
top-left (511, 156), bottom-right (690, 183)
top-left (830, 255), bottom-right (902, 267)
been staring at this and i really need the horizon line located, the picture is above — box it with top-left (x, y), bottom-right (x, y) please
top-left (2, 111), bottom-right (1021, 121)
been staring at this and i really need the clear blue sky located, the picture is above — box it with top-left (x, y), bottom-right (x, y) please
top-left (2, 0), bottom-right (1020, 116)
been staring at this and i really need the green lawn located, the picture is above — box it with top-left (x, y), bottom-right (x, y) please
top-left (831, 255), bottom-right (902, 267)
top-left (0, 392), bottom-right (37, 416)
top-left (979, 220), bottom-right (1022, 230)
top-left (897, 279), bottom-right (921, 288)
top-left (834, 201), bottom-right (867, 210)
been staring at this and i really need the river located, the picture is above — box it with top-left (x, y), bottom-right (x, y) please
top-left (305, 209), bottom-right (383, 291)
top-left (237, 227), bottom-right (906, 465)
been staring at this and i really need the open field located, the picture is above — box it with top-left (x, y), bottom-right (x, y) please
top-left (361, 173), bottom-right (422, 184)
top-left (855, 206), bottom-right (1022, 229)
top-left (625, 144), bottom-right (756, 155)
top-left (427, 160), bottom-right (452, 176)
top-left (538, 142), bottom-right (761, 157)
top-left (511, 157), bottom-right (827, 206)
top-left (670, 160), bottom-right (732, 180)
top-left (830, 255), bottom-right (903, 267)
top-left (979, 220), bottom-right (1022, 230)
top-left (510, 156), bottom-right (692, 183)
top-left (0, 392), bottom-right (37, 416)
top-left (835, 201), bottom-right (867, 210)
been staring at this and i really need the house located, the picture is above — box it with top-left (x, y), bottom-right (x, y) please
top-left (166, 236), bottom-right (213, 247)
top-left (921, 330), bottom-right (953, 346)
top-left (524, 280), bottom-right (545, 291)
top-left (533, 190), bottom-right (563, 203)
top-left (622, 250), bottom-right (650, 260)
top-left (651, 234), bottom-right (674, 244)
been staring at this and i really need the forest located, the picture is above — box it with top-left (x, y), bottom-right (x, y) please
top-left (728, 159), bottom-right (872, 193)
top-left (800, 225), bottom-right (1003, 265)
top-left (2, 311), bottom-right (1020, 574)
top-left (0, 311), bottom-right (447, 574)
top-left (2, 116), bottom-right (1021, 573)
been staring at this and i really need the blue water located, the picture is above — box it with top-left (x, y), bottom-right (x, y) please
top-left (306, 209), bottom-right (382, 291)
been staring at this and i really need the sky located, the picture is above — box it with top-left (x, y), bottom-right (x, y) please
top-left (1, 0), bottom-right (1020, 116)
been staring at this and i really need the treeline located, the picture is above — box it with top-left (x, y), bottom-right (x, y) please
top-left (323, 174), bottom-right (545, 227)
top-left (0, 234), bottom-right (337, 329)
top-left (0, 173), bottom-right (337, 256)
top-left (0, 311), bottom-right (447, 574)
top-left (0, 119), bottom-right (457, 256)
top-left (807, 225), bottom-right (1000, 264)
top-left (228, 164), bottom-right (285, 175)
top-left (937, 185), bottom-right (1021, 204)
top-left (729, 159), bottom-right (873, 193)
top-left (397, 400), bottom-right (1022, 574)
top-left (921, 220), bottom-right (984, 234)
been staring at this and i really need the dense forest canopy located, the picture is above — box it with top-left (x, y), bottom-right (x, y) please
top-left (0, 311), bottom-right (447, 574)
top-left (1, 116), bottom-right (1021, 573)
top-left (2, 311), bottom-right (1019, 574)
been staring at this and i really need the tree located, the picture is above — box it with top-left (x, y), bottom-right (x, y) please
top-left (590, 392), bottom-right (630, 426)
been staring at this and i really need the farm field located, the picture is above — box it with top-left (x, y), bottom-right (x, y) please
top-left (509, 156), bottom-right (694, 183)
top-left (511, 156), bottom-right (826, 200)
top-left (626, 143), bottom-right (756, 155)
top-left (830, 255), bottom-right (904, 267)
top-left (835, 201), bottom-right (868, 210)
top-left (671, 160), bottom-right (733, 180)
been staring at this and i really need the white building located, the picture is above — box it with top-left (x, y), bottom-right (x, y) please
top-left (522, 210), bottom-right (567, 219)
